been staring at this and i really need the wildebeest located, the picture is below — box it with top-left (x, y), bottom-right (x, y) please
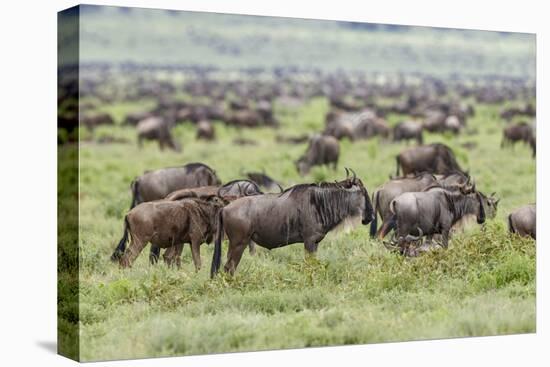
top-left (110, 163), bottom-right (221, 262)
top-left (395, 143), bottom-right (465, 177)
top-left (296, 134), bottom-right (340, 175)
top-left (211, 169), bottom-right (374, 277)
top-left (81, 112), bottom-right (114, 130)
top-left (241, 170), bottom-right (283, 193)
top-left (137, 116), bottom-right (181, 151)
top-left (370, 173), bottom-right (438, 238)
top-left (124, 110), bottom-right (153, 126)
top-left (275, 134), bottom-right (309, 145)
top-left (386, 183), bottom-right (486, 255)
top-left (501, 122), bottom-right (536, 157)
top-left (117, 195), bottom-right (225, 271)
top-left (508, 204), bottom-right (536, 239)
top-left (196, 120), bottom-right (215, 141)
top-left (393, 120), bottom-right (423, 145)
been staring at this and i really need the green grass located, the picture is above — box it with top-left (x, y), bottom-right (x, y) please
top-left (75, 98), bottom-right (535, 361)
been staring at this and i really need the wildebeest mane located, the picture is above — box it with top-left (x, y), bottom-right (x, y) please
top-left (283, 181), bottom-right (362, 231)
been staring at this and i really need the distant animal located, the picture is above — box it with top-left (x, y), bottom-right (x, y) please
top-left (393, 120), bottom-right (423, 145)
top-left (502, 122), bottom-right (536, 157)
top-left (275, 134), bottom-right (309, 144)
top-left (296, 134), bottom-right (340, 175)
top-left (241, 170), bottom-right (283, 192)
top-left (386, 183), bottom-right (485, 256)
top-left (395, 143), bottom-right (465, 177)
top-left (81, 112), bottom-right (114, 130)
top-left (508, 204), bottom-right (536, 239)
top-left (211, 169), bottom-right (374, 277)
top-left (196, 120), bottom-right (215, 141)
top-left (232, 137), bottom-right (258, 146)
top-left (137, 116), bottom-right (181, 151)
top-left (110, 163), bottom-right (221, 262)
top-left (117, 195), bottom-right (225, 271)
top-left (124, 110), bottom-right (153, 126)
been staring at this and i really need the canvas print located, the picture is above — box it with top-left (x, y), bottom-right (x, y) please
top-left (57, 4), bottom-right (536, 362)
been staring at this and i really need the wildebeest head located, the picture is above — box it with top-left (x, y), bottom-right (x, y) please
top-left (456, 180), bottom-right (486, 224)
top-left (481, 191), bottom-right (500, 220)
top-left (336, 168), bottom-right (374, 225)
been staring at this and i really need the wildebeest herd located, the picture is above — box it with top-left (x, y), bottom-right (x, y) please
top-left (61, 65), bottom-right (537, 278)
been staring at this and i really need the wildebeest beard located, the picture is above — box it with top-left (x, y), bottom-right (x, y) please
top-left (286, 181), bottom-right (367, 232)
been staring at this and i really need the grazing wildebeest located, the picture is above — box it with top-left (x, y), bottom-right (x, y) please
top-left (395, 143), bottom-right (465, 177)
top-left (386, 183), bottom-right (486, 256)
top-left (117, 195), bottom-right (225, 271)
top-left (211, 169), bottom-right (374, 277)
top-left (196, 120), bottom-right (215, 141)
top-left (241, 170), bottom-right (283, 193)
top-left (508, 204), bottom-right (536, 239)
top-left (110, 163), bottom-right (221, 262)
top-left (393, 121), bottom-right (423, 145)
top-left (137, 116), bottom-right (181, 151)
top-left (296, 134), bottom-right (340, 175)
top-left (501, 122), bottom-right (536, 157)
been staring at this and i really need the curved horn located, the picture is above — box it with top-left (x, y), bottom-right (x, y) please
top-left (490, 192), bottom-right (496, 197)
top-left (404, 227), bottom-right (423, 242)
top-left (345, 167), bottom-right (350, 178)
top-left (350, 168), bottom-right (357, 181)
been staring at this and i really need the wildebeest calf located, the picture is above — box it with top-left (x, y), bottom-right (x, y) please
top-left (117, 195), bottom-right (224, 271)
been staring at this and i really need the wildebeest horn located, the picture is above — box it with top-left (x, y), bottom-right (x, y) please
top-left (490, 192), bottom-right (496, 197)
top-left (345, 167), bottom-right (350, 178)
top-left (349, 168), bottom-right (357, 181)
top-left (404, 227), bottom-right (423, 242)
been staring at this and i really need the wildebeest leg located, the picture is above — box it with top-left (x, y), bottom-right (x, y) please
top-left (248, 241), bottom-right (256, 255)
top-left (224, 241), bottom-right (248, 275)
top-left (163, 244), bottom-right (183, 267)
top-left (120, 237), bottom-right (147, 268)
top-left (441, 230), bottom-right (450, 249)
top-left (149, 246), bottom-right (161, 264)
top-left (190, 238), bottom-right (202, 271)
top-left (377, 215), bottom-right (397, 239)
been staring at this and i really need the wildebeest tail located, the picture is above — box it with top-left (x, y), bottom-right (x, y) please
top-left (129, 179), bottom-right (140, 209)
top-left (508, 214), bottom-right (515, 234)
top-left (210, 210), bottom-right (224, 278)
top-left (369, 191), bottom-right (379, 238)
top-left (110, 216), bottom-right (130, 262)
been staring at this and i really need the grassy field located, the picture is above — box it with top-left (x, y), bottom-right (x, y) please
top-left (74, 97), bottom-right (536, 361)
top-left (75, 5), bottom-right (536, 78)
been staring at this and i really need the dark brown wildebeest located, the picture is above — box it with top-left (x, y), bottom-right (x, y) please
top-left (241, 170), bottom-right (283, 193)
top-left (386, 183), bottom-right (486, 256)
top-left (117, 195), bottom-right (225, 271)
top-left (81, 112), bottom-right (114, 130)
top-left (296, 134), bottom-right (340, 175)
top-left (501, 122), bottom-right (536, 157)
top-left (393, 121), bottom-right (423, 145)
top-left (196, 120), bottom-right (215, 141)
top-left (210, 169), bottom-right (374, 277)
top-left (137, 116), bottom-right (181, 152)
top-left (355, 118), bottom-right (391, 140)
top-left (508, 204), bottom-right (536, 239)
top-left (227, 110), bottom-right (262, 128)
top-left (395, 143), bottom-right (465, 177)
top-left (110, 162), bottom-right (221, 262)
